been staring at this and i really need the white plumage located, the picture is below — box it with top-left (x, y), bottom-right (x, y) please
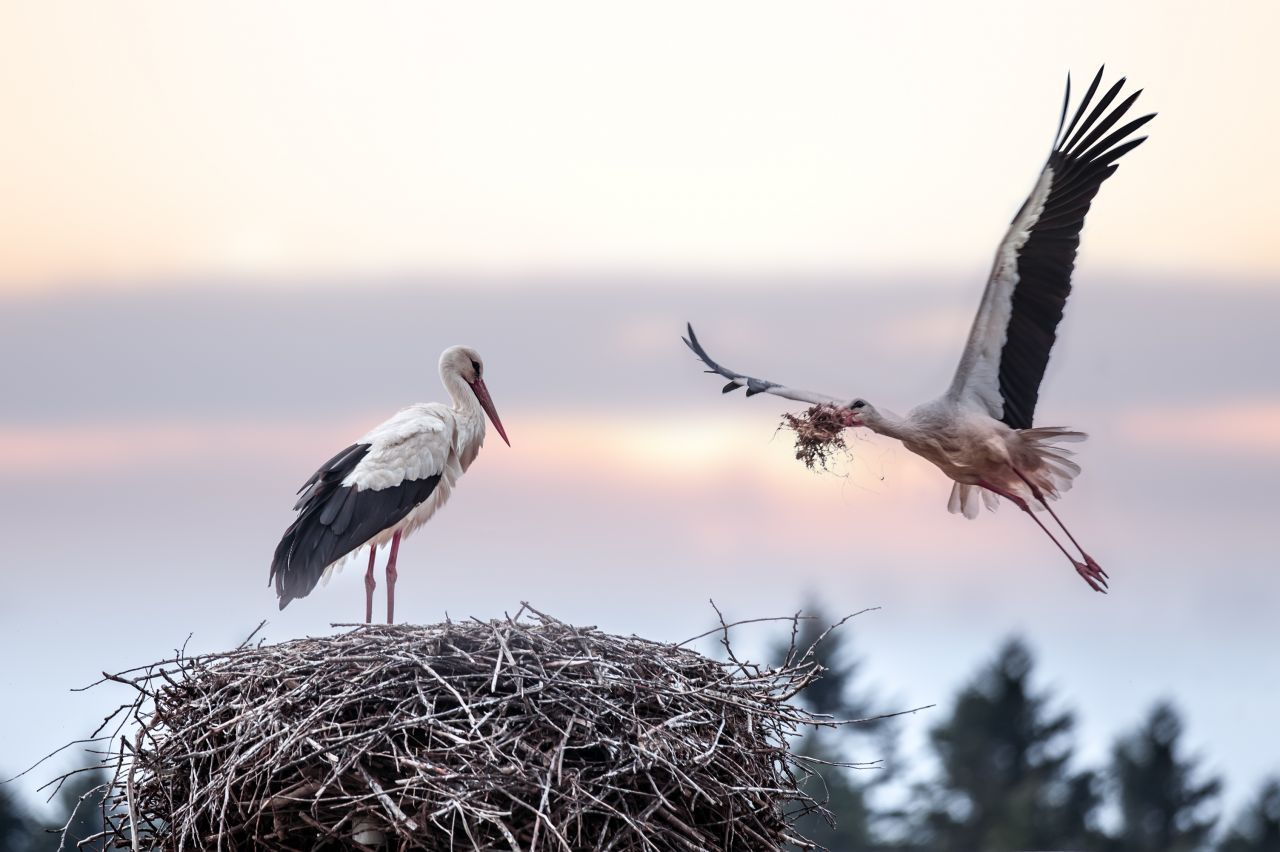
top-left (343, 402), bottom-right (477, 547)
top-left (270, 345), bottom-right (509, 623)
top-left (685, 68), bottom-right (1155, 593)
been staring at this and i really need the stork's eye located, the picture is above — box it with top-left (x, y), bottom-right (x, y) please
top-left (470, 359), bottom-right (481, 376)
top-left (851, 400), bottom-right (866, 409)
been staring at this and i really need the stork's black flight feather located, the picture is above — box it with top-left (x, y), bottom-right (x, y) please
top-left (683, 324), bottom-right (779, 397)
top-left (995, 67), bottom-right (1154, 429)
top-left (270, 443), bottom-right (441, 609)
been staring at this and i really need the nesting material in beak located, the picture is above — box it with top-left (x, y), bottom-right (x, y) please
top-left (780, 404), bottom-right (855, 471)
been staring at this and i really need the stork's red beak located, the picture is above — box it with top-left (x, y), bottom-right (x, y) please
top-left (470, 377), bottom-right (510, 446)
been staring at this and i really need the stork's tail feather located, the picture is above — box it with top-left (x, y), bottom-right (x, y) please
top-left (948, 483), bottom-right (1000, 520)
top-left (1022, 427), bottom-right (1087, 498)
top-left (948, 428), bottom-right (1087, 519)
top-left (1021, 427), bottom-right (1087, 444)
top-left (982, 487), bottom-right (1000, 513)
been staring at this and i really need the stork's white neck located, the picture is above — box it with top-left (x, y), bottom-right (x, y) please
top-left (441, 368), bottom-right (474, 412)
top-left (860, 406), bottom-right (913, 442)
top-left (440, 366), bottom-right (487, 468)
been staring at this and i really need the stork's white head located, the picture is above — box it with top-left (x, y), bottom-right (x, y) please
top-left (843, 398), bottom-right (876, 429)
top-left (440, 345), bottom-right (511, 446)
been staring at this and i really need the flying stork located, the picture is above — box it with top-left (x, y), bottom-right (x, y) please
top-left (270, 345), bottom-right (510, 623)
top-left (684, 68), bottom-right (1154, 592)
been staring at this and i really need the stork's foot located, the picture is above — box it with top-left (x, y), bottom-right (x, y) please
top-left (1084, 553), bottom-right (1108, 579)
top-left (1075, 556), bottom-right (1109, 593)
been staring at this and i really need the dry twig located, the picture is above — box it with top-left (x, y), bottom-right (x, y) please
top-left (779, 405), bottom-right (857, 471)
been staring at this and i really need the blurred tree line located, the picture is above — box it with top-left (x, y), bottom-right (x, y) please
top-left (777, 602), bottom-right (1279, 852)
top-left (0, 767), bottom-right (109, 852)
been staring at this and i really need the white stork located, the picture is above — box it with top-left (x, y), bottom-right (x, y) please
top-left (684, 68), bottom-right (1155, 592)
top-left (270, 345), bottom-right (509, 623)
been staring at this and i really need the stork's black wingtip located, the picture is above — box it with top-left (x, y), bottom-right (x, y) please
top-left (683, 324), bottom-right (710, 360)
top-left (722, 381), bottom-right (742, 394)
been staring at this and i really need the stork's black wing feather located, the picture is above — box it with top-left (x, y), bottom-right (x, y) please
top-left (269, 443), bottom-right (441, 609)
top-left (952, 68), bottom-right (1154, 429)
top-left (682, 323), bottom-right (841, 405)
top-left (683, 323), bottom-right (778, 395)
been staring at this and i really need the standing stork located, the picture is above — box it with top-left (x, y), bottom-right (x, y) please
top-left (270, 345), bottom-right (510, 623)
top-left (684, 68), bottom-right (1155, 592)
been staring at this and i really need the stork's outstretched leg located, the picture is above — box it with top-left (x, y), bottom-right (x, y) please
top-left (1011, 468), bottom-right (1108, 590)
top-left (385, 531), bottom-right (402, 625)
top-left (364, 546), bottom-right (377, 624)
top-left (979, 479), bottom-right (1107, 593)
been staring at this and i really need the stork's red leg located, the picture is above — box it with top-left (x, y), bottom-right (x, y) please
top-left (385, 531), bottom-right (402, 625)
top-left (1011, 469), bottom-right (1108, 584)
top-left (979, 479), bottom-right (1107, 593)
top-left (364, 546), bottom-right (377, 624)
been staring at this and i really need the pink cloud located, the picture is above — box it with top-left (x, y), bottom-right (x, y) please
top-left (1117, 399), bottom-right (1280, 456)
top-left (0, 417), bottom-right (372, 477)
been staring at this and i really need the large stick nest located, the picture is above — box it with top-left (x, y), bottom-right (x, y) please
top-left (74, 606), bottom-right (875, 850)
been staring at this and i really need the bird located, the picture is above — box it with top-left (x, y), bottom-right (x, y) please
top-left (683, 68), bottom-right (1154, 593)
top-left (270, 345), bottom-right (510, 623)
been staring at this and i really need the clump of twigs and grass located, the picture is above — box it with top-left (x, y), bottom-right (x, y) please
top-left (57, 604), bottom-right (885, 850)
top-left (780, 405), bottom-right (856, 471)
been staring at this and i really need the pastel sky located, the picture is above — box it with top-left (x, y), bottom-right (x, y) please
top-left (2, 1), bottom-right (1279, 288)
top-left (2, 0), bottom-right (1277, 827)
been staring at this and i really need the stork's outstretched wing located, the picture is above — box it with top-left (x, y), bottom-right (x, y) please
top-left (950, 68), bottom-right (1154, 429)
top-left (683, 323), bottom-right (842, 406)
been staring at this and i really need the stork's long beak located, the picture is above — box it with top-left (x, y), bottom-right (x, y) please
top-left (470, 377), bottom-right (510, 446)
